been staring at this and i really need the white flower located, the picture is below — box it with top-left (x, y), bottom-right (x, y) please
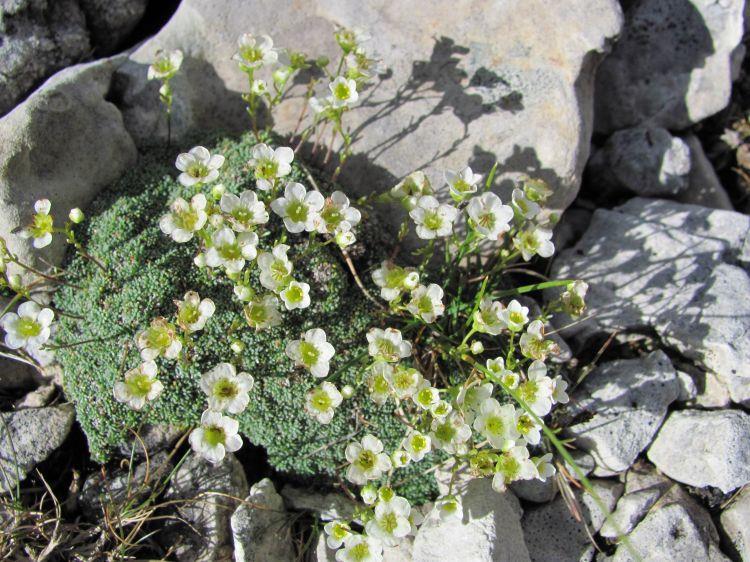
top-left (366, 328), bottom-right (411, 363)
top-left (365, 495), bottom-right (412, 546)
top-left (385, 365), bottom-right (422, 400)
top-left (335, 534), bottom-right (383, 562)
top-left (466, 192), bottom-right (514, 239)
top-left (406, 283), bottom-right (444, 323)
top-left (243, 294), bottom-right (282, 331)
top-left (220, 190), bottom-right (269, 231)
top-left (368, 362), bottom-right (393, 405)
top-left (519, 319), bottom-right (557, 361)
top-left (371, 261), bottom-right (419, 302)
top-left (286, 328), bottom-right (335, 378)
top-left (250, 79), bottom-right (268, 95)
top-left (534, 453), bottom-right (556, 482)
top-left (430, 412), bottom-right (471, 454)
top-left (430, 400), bottom-right (452, 419)
top-left (329, 76), bottom-right (359, 108)
top-left (271, 182), bottom-right (324, 233)
top-left (473, 398), bottom-right (520, 451)
top-left (345, 434), bottom-right (392, 485)
top-left (189, 410), bottom-right (243, 464)
top-left (552, 375), bottom-right (569, 404)
top-left (445, 166), bottom-right (482, 200)
top-left (324, 520), bottom-right (352, 550)
top-left (175, 146), bottom-right (225, 187)
top-left (402, 430), bottom-right (431, 462)
top-left (456, 381), bottom-right (494, 423)
top-left (334, 226), bottom-right (356, 248)
top-left (434, 495), bottom-right (463, 522)
top-left (279, 280), bottom-right (311, 310)
top-left (472, 297), bottom-right (505, 335)
top-left (499, 299), bottom-right (529, 332)
top-left (136, 317), bottom-right (182, 360)
top-left (176, 291), bottom-right (215, 333)
top-left (517, 360), bottom-right (554, 416)
top-left (492, 446), bottom-right (537, 492)
top-left (1, 301), bottom-right (54, 350)
top-left (412, 380), bottom-right (440, 410)
top-left (148, 49), bottom-right (183, 80)
top-left (159, 193), bottom-right (208, 243)
top-left (19, 199), bottom-right (54, 249)
top-left (205, 227), bottom-right (258, 273)
top-left (390, 171), bottom-right (432, 210)
top-left (114, 360), bottom-right (163, 410)
top-left (257, 244), bottom-right (293, 292)
top-left (391, 449), bottom-right (411, 468)
top-left (335, 26), bottom-right (371, 53)
top-left (233, 33), bottom-right (278, 71)
top-left (560, 280), bottom-right (589, 316)
top-left (409, 195), bottom-right (458, 239)
top-left (516, 411), bottom-right (542, 446)
top-left (248, 143), bottom-right (294, 191)
top-left (513, 226), bottom-right (555, 261)
top-left (487, 357), bottom-right (519, 390)
top-left (511, 188), bottom-right (540, 219)
top-left (305, 381), bottom-right (343, 424)
top-left (200, 363), bottom-right (254, 414)
top-left (317, 191), bottom-right (361, 234)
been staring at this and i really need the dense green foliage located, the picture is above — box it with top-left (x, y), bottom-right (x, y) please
top-left (55, 133), bottom-right (437, 503)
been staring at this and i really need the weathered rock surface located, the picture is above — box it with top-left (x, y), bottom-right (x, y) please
top-left (413, 469), bottom-right (530, 562)
top-left (162, 453), bottom-right (248, 562)
top-left (565, 351), bottom-right (680, 476)
top-left (0, 404), bottom-right (75, 493)
top-left (115, 0), bottom-right (623, 214)
top-left (281, 485), bottom-right (358, 522)
top-left (116, 423), bottom-right (184, 458)
top-left (231, 478), bottom-right (294, 562)
top-left (594, 0), bottom-right (746, 133)
top-left (522, 479), bottom-right (622, 562)
top-left (676, 134), bottom-right (734, 210)
top-left (0, 57), bottom-right (138, 278)
top-left (719, 485), bottom-right (750, 560)
top-left (600, 461), bottom-right (674, 539)
top-left (612, 483), bottom-right (728, 562)
top-left (647, 409), bottom-right (750, 494)
top-left (0, 0), bottom-right (148, 115)
top-left (551, 198), bottom-right (750, 406)
top-left (587, 126), bottom-right (691, 197)
top-left (79, 451), bottom-right (173, 516)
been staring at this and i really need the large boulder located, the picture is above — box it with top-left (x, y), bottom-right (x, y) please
top-left (0, 404), bottom-right (75, 493)
top-left (114, 0), bottom-right (623, 214)
top-left (612, 482), bottom-right (729, 562)
top-left (594, 0), bottom-right (746, 133)
top-left (565, 351), bottom-right (681, 476)
top-left (647, 409), bottom-right (750, 494)
top-left (719, 485), bottom-right (750, 560)
top-left (522, 479), bottom-right (622, 562)
top-left (162, 453), bottom-right (249, 562)
top-left (550, 198), bottom-right (750, 406)
top-left (0, 56), bottom-right (138, 278)
top-left (231, 478), bottom-right (294, 562)
top-left (412, 467), bottom-right (530, 562)
top-left (0, 0), bottom-right (148, 116)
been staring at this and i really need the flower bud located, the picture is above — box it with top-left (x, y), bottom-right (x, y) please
top-left (361, 484), bottom-right (377, 505)
top-left (211, 183), bottom-right (226, 200)
top-left (230, 340), bottom-right (245, 354)
top-left (8, 273), bottom-right (22, 291)
top-left (378, 486), bottom-right (395, 502)
top-left (209, 213), bottom-right (224, 228)
top-left (470, 341), bottom-right (484, 355)
top-left (315, 56), bottom-right (330, 68)
top-left (341, 384), bottom-right (354, 399)
top-left (193, 253), bottom-right (207, 268)
top-left (68, 208), bottom-right (84, 224)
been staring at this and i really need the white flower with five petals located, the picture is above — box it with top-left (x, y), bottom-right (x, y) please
top-left (1, 301), bottom-right (54, 351)
top-left (270, 182), bottom-right (324, 233)
top-left (175, 146), bottom-right (224, 187)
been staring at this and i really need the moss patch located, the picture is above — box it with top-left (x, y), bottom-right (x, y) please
top-left (54, 132), bottom-right (437, 503)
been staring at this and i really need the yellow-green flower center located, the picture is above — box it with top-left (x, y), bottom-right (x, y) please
top-left (213, 379), bottom-right (239, 399)
top-left (286, 200), bottom-right (308, 223)
top-left (299, 341), bottom-right (320, 366)
top-left (204, 425), bottom-right (226, 447)
top-left (356, 450), bottom-right (376, 470)
top-left (16, 317), bottom-right (41, 338)
top-left (311, 389), bottom-right (332, 411)
top-left (126, 373), bottom-right (153, 398)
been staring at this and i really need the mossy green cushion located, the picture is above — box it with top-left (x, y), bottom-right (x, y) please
top-left (54, 132), bottom-right (437, 503)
